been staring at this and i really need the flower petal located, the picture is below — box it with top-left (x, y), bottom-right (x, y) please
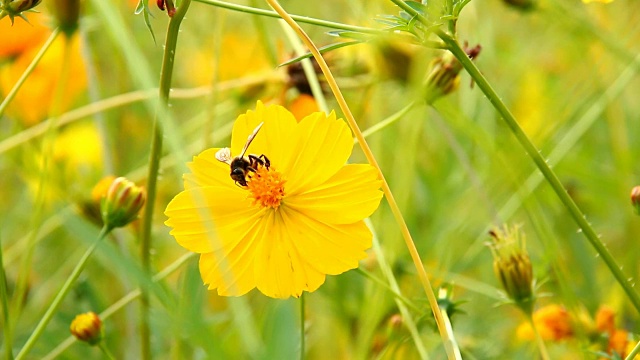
top-left (164, 186), bottom-right (260, 253)
top-left (230, 101), bottom-right (298, 170)
top-left (280, 206), bottom-right (372, 275)
top-left (284, 164), bottom-right (382, 224)
top-left (283, 111), bottom-right (354, 194)
top-left (199, 249), bottom-right (256, 297)
top-left (183, 148), bottom-right (237, 189)
top-left (253, 211), bottom-right (325, 298)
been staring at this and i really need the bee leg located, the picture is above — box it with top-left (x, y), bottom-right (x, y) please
top-left (259, 154), bottom-right (271, 169)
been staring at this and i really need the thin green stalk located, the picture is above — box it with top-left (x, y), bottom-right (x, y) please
top-left (0, 28), bottom-right (61, 118)
top-left (15, 226), bottom-right (111, 360)
top-left (437, 32), bottom-right (640, 315)
top-left (139, 2), bottom-right (192, 359)
top-left (196, 0), bottom-right (382, 34)
top-left (299, 293), bottom-right (305, 360)
top-left (0, 232), bottom-right (13, 360)
top-left (98, 343), bottom-right (116, 360)
top-left (439, 301), bottom-right (462, 360)
top-left (356, 268), bottom-right (422, 313)
top-left (42, 252), bottom-right (196, 360)
top-left (625, 340), bottom-right (640, 360)
top-left (528, 315), bottom-right (550, 360)
top-left (388, 0), bottom-right (640, 317)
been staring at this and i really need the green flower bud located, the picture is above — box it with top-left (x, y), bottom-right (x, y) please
top-left (423, 44), bottom-right (481, 105)
top-left (101, 177), bottom-right (145, 229)
top-left (70, 311), bottom-right (103, 346)
top-left (631, 186), bottom-right (640, 215)
top-left (49, 0), bottom-right (80, 35)
top-left (1, 0), bottom-right (42, 23)
top-left (488, 225), bottom-right (535, 315)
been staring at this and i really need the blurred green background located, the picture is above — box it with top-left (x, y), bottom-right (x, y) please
top-left (1, 0), bottom-right (639, 358)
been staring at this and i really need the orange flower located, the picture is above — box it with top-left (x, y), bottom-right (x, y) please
top-left (608, 329), bottom-right (629, 358)
top-left (595, 305), bottom-right (616, 334)
top-left (517, 304), bottom-right (573, 341)
top-left (0, 33), bottom-right (86, 126)
top-left (0, 12), bottom-right (49, 58)
top-left (289, 94), bottom-right (320, 121)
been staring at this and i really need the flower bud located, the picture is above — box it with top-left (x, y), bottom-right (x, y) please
top-left (488, 225), bottom-right (535, 315)
top-left (101, 177), bottom-right (145, 229)
top-left (503, 0), bottom-right (536, 11)
top-left (70, 312), bottom-right (103, 345)
top-left (631, 186), bottom-right (640, 215)
top-left (49, 0), bottom-right (80, 35)
top-left (423, 44), bottom-right (481, 104)
top-left (1, 0), bottom-right (42, 23)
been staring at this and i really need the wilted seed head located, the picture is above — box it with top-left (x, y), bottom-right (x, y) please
top-left (70, 312), bottom-right (103, 345)
top-left (631, 186), bottom-right (640, 215)
top-left (101, 177), bottom-right (146, 230)
top-left (488, 225), bottom-right (535, 315)
top-left (423, 44), bottom-right (481, 104)
top-left (2, 0), bottom-right (43, 23)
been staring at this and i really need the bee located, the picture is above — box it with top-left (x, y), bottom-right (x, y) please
top-left (215, 122), bottom-right (271, 187)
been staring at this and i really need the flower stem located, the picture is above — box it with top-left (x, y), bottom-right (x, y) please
top-left (436, 31), bottom-right (640, 315)
top-left (388, 0), bottom-right (640, 318)
top-left (139, 1), bottom-right (192, 359)
top-left (264, 1), bottom-right (453, 357)
top-left (0, 28), bottom-right (60, 118)
top-left (98, 342), bottom-right (116, 360)
top-left (0, 233), bottom-right (13, 360)
top-left (42, 252), bottom-right (196, 360)
top-left (528, 315), bottom-right (550, 360)
top-left (299, 293), bottom-right (305, 360)
top-left (625, 339), bottom-right (640, 360)
top-left (439, 302), bottom-right (462, 360)
top-left (15, 226), bottom-right (111, 360)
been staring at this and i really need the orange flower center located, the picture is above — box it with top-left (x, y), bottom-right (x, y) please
top-left (247, 166), bottom-right (286, 209)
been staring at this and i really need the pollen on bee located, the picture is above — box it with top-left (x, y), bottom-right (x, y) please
top-left (246, 166), bottom-right (286, 209)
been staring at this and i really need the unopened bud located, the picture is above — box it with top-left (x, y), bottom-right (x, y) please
top-left (631, 186), bottom-right (640, 215)
top-left (101, 177), bottom-right (146, 229)
top-left (423, 44), bottom-right (481, 104)
top-left (49, 0), bottom-right (80, 35)
top-left (503, 0), bottom-right (536, 11)
top-left (1, 0), bottom-right (42, 23)
top-left (488, 225), bottom-right (535, 315)
top-left (70, 312), bottom-right (103, 345)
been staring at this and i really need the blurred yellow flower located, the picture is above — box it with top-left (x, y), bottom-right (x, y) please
top-left (0, 33), bottom-right (86, 126)
top-left (516, 304), bottom-right (573, 341)
top-left (165, 101), bottom-right (383, 298)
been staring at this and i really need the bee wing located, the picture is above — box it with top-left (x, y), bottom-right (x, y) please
top-left (239, 122), bottom-right (264, 157)
top-left (215, 147), bottom-right (233, 164)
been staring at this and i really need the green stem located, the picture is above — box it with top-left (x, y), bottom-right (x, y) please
top-left (528, 315), bottom-right (550, 360)
top-left (0, 28), bottom-right (61, 118)
top-left (98, 342), bottom-right (116, 360)
top-left (388, 0), bottom-right (640, 317)
top-left (15, 226), bottom-right (111, 360)
top-left (42, 253), bottom-right (196, 360)
top-left (0, 232), bottom-right (13, 360)
top-left (139, 2), bottom-right (192, 359)
top-left (437, 31), bottom-right (640, 315)
top-left (356, 268), bottom-right (422, 313)
top-left (299, 293), bottom-right (305, 360)
top-left (196, 0), bottom-right (382, 34)
top-left (438, 299), bottom-right (462, 360)
top-left (625, 339), bottom-right (640, 360)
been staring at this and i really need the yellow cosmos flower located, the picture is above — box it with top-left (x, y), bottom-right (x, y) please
top-left (165, 102), bottom-right (383, 299)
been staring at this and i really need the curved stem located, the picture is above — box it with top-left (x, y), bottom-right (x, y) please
top-left (437, 31), bottom-right (640, 315)
top-left (139, 1), bottom-right (192, 359)
top-left (15, 226), bottom-right (111, 360)
top-left (264, 1), bottom-right (452, 358)
top-left (98, 342), bottom-right (116, 360)
top-left (0, 28), bottom-right (61, 118)
top-left (0, 233), bottom-right (12, 360)
top-left (299, 293), bottom-right (305, 360)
